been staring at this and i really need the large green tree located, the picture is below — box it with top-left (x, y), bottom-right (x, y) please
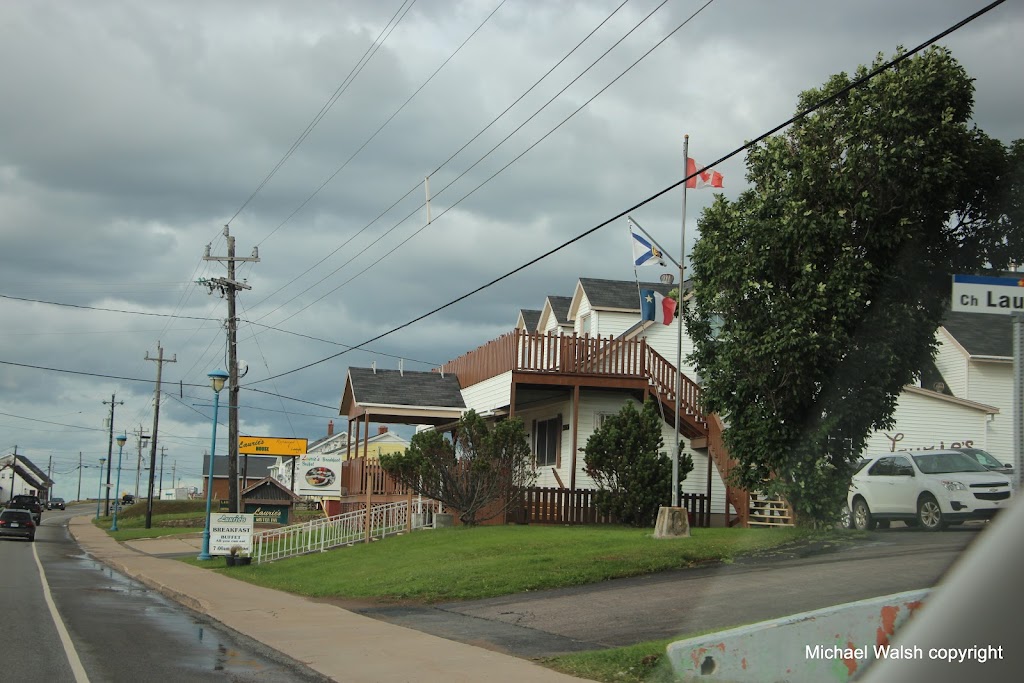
top-left (684, 47), bottom-right (1023, 527)
top-left (379, 410), bottom-right (534, 526)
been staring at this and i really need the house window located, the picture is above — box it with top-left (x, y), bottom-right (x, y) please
top-left (534, 416), bottom-right (561, 467)
top-left (595, 413), bottom-right (615, 430)
top-left (581, 313), bottom-right (592, 336)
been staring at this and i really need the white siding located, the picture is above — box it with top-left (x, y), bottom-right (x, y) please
top-left (967, 360), bottom-right (1012, 461)
top-left (933, 330), bottom-right (968, 397)
top-left (460, 371), bottom-right (512, 415)
top-left (516, 390), bottom-right (725, 505)
top-left (595, 311), bottom-right (638, 338)
top-left (515, 397), bottom-right (573, 489)
top-left (864, 389), bottom-right (991, 454)
top-left (640, 319), bottom-right (699, 380)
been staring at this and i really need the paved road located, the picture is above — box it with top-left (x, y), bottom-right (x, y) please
top-left (357, 523), bottom-right (984, 658)
top-left (1, 504), bottom-right (327, 682)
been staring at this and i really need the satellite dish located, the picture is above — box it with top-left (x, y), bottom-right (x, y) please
top-left (236, 360), bottom-right (249, 378)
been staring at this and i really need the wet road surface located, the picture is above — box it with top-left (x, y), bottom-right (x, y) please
top-left (1, 505), bottom-right (328, 682)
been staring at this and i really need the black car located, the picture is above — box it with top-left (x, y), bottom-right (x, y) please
top-left (47, 497), bottom-right (66, 510)
top-left (0, 509), bottom-right (36, 542)
top-left (5, 494), bottom-right (43, 524)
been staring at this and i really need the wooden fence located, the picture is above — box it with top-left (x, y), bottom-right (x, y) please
top-left (508, 486), bottom-right (711, 527)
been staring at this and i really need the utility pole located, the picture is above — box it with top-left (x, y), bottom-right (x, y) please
top-left (133, 425), bottom-right (150, 499)
top-left (144, 342), bottom-right (176, 529)
top-left (47, 455), bottom-right (52, 503)
top-left (158, 446), bottom-right (168, 497)
top-left (77, 452), bottom-right (82, 502)
top-left (201, 225), bottom-right (259, 513)
top-left (102, 395), bottom-right (123, 515)
top-left (171, 461), bottom-right (176, 492)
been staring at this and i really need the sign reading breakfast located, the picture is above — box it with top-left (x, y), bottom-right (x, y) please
top-left (238, 436), bottom-right (308, 456)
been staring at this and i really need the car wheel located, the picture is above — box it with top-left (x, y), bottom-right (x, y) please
top-left (29, 536), bottom-right (35, 542)
top-left (853, 499), bottom-right (876, 531)
top-left (839, 503), bottom-right (853, 529)
top-left (918, 494), bottom-right (948, 531)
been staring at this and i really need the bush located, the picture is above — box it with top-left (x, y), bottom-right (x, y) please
top-left (584, 399), bottom-right (674, 527)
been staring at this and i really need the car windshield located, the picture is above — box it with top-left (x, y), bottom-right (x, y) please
top-left (959, 448), bottom-right (1005, 469)
top-left (912, 452), bottom-right (990, 474)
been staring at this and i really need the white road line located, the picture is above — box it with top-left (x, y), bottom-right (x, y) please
top-left (33, 540), bottom-right (91, 683)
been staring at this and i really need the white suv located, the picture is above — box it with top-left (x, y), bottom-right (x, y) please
top-left (847, 450), bottom-right (1013, 531)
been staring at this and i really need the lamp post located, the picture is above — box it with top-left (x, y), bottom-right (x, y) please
top-left (110, 433), bottom-right (127, 531)
top-left (198, 369), bottom-right (229, 561)
top-left (95, 458), bottom-right (106, 519)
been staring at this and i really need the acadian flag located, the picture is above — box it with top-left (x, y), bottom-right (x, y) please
top-left (631, 225), bottom-right (666, 267)
top-left (640, 289), bottom-right (676, 325)
top-left (686, 158), bottom-right (724, 189)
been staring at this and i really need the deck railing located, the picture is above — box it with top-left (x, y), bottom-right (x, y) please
top-left (252, 499), bottom-right (438, 564)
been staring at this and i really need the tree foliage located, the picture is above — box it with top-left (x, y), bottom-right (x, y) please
top-left (684, 47), bottom-right (1023, 527)
top-left (583, 399), bottom-right (690, 527)
top-left (379, 411), bottom-right (534, 526)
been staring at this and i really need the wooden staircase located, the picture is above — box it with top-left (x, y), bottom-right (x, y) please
top-left (642, 348), bottom-right (794, 528)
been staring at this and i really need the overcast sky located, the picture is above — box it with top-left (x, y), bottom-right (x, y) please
top-left (2, 0), bottom-right (1021, 498)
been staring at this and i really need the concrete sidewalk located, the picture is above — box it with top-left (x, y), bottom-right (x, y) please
top-left (69, 517), bottom-right (585, 683)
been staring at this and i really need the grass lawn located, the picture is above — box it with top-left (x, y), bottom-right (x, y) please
top-left (188, 524), bottom-right (819, 603)
top-left (92, 500), bottom-right (208, 541)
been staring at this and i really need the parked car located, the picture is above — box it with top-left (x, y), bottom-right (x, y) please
top-left (847, 450), bottom-right (1013, 531)
top-left (47, 497), bottom-right (66, 510)
top-left (0, 508), bottom-right (36, 542)
top-left (5, 494), bottom-right (43, 524)
top-left (955, 447), bottom-right (1014, 478)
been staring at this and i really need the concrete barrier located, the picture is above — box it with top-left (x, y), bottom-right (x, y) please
top-left (666, 589), bottom-right (929, 682)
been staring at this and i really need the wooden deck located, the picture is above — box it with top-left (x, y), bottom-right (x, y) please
top-left (438, 330), bottom-right (706, 437)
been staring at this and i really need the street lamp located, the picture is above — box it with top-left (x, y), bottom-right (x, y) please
top-left (198, 369), bottom-right (229, 561)
top-left (95, 458), bottom-right (106, 519)
top-left (110, 433), bottom-right (127, 531)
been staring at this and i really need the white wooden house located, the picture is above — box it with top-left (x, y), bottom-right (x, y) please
top-left (340, 276), bottom-right (729, 526)
top-left (864, 311), bottom-right (1012, 468)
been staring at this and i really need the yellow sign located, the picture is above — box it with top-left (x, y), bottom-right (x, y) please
top-left (238, 436), bottom-right (307, 457)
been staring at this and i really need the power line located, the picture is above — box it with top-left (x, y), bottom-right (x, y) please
top-left (244, 0), bottom-right (1006, 385)
top-left (227, 0), bottom-right (420, 226)
top-left (254, 0), bottom-right (712, 328)
top-left (247, 0), bottom-right (644, 319)
top-left (0, 292), bottom-right (438, 367)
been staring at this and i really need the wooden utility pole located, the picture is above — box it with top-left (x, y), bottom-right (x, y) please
top-left (158, 446), bottom-right (168, 496)
top-left (145, 342), bottom-right (176, 528)
top-left (102, 395), bottom-right (123, 515)
top-left (201, 225), bottom-right (259, 512)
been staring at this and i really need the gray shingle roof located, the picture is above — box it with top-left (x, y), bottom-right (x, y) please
top-left (546, 296), bottom-right (573, 324)
top-left (941, 311), bottom-right (1011, 358)
top-left (579, 277), bottom-right (691, 310)
top-left (348, 368), bottom-right (465, 408)
top-left (519, 309), bottom-right (541, 330)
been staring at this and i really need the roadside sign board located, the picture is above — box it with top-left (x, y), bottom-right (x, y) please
top-left (209, 512), bottom-right (254, 556)
top-left (238, 436), bottom-right (307, 456)
top-left (951, 274), bottom-right (1024, 315)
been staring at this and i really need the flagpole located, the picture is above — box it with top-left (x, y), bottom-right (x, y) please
top-left (674, 135), bottom-right (689, 508)
top-left (629, 221), bottom-right (643, 312)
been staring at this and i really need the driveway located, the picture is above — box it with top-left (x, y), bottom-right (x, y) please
top-left (351, 524), bottom-right (984, 658)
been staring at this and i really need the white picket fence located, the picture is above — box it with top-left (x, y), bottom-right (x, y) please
top-left (252, 499), bottom-right (439, 564)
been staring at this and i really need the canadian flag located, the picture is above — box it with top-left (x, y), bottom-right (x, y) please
top-left (686, 158), bottom-right (724, 189)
